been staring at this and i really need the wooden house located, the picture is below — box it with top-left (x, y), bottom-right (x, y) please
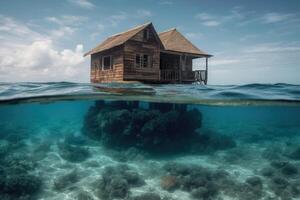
top-left (84, 22), bottom-right (212, 84)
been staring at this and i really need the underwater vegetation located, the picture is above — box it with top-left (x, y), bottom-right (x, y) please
top-left (82, 101), bottom-right (236, 155)
top-left (0, 147), bottom-right (42, 200)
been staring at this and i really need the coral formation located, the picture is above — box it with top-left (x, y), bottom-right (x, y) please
top-left (77, 191), bottom-right (94, 200)
top-left (132, 193), bottom-right (161, 200)
top-left (162, 162), bottom-right (230, 199)
top-left (82, 101), bottom-right (235, 154)
top-left (96, 164), bottom-right (145, 200)
top-left (57, 141), bottom-right (90, 163)
top-left (0, 154), bottom-right (42, 200)
top-left (54, 169), bottom-right (79, 191)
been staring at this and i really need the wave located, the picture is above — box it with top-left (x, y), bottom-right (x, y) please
top-left (0, 82), bottom-right (300, 105)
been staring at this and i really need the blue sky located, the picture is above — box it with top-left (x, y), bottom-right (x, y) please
top-left (0, 0), bottom-right (299, 84)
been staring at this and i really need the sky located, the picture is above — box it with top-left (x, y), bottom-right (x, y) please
top-left (0, 0), bottom-right (300, 85)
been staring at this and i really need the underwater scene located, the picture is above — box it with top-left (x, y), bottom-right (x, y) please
top-left (0, 83), bottom-right (300, 200)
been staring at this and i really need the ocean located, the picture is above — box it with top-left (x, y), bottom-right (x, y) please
top-left (0, 82), bottom-right (300, 200)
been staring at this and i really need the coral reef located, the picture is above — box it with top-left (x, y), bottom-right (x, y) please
top-left (132, 193), bottom-right (161, 200)
top-left (160, 175), bottom-right (179, 191)
top-left (161, 162), bottom-right (268, 200)
top-left (162, 162), bottom-right (230, 199)
top-left (0, 154), bottom-right (42, 200)
top-left (57, 141), bottom-right (91, 163)
top-left (77, 191), bottom-right (94, 200)
top-left (96, 164), bottom-right (145, 200)
top-left (287, 147), bottom-right (300, 160)
top-left (259, 159), bottom-right (300, 199)
top-left (53, 169), bottom-right (79, 191)
top-left (82, 101), bottom-right (235, 154)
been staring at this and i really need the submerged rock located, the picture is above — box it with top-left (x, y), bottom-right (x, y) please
top-left (0, 153), bottom-right (42, 199)
top-left (246, 176), bottom-right (263, 190)
top-left (287, 147), bottom-right (300, 160)
top-left (281, 163), bottom-right (298, 176)
top-left (82, 101), bottom-right (202, 152)
top-left (133, 193), bottom-right (161, 200)
top-left (77, 191), bottom-right (94, 200)
top-left (58, 142), bottom-right (90, 163)
top-left (0, 174), bottom-right (42, 198)
top-left (97, 164), bottom-right (145, 200)
top-left (161, 163), bottom-right (228, 199)
top-left (54, 169), bottom-right (79, 191)
top-left (160, 175), bottom-right (179, 191)
top-left (82, 101), bottom-right (236, 154)
top-left (64, 134), bottom-right (88, 146)
top-left (260, 167), bottom-right (275, 177)
top-left (98, 176), bottom-right (129, 199)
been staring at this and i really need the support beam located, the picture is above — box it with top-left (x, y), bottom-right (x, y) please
top-left (205, 57), bottom-right (208, 85)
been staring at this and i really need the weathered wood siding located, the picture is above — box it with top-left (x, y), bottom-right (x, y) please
top-left (90, 46), bottom-right (124, 83)
top-left (123, 27), bottom-right (161, 82)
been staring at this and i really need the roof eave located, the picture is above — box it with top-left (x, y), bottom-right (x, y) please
top-left (161, 49), bottom-right (213, 57)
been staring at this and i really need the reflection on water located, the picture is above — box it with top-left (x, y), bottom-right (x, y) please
top-left (0, 99), bottom-right (300, 200)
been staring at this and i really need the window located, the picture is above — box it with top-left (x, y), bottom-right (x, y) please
top-left (135, 54), bottom-right (151, 68)
top-left (143, 29), bottom-right (149, 40)
top-left (143, 55), bottom-right (149, 68)
top-left (103, 56), bottom-right (112, 70)
top-left (135, 54), bottom-right (141, 68)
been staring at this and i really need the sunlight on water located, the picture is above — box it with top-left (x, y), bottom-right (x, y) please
top-left (0, 83), bottom-right (300, 200)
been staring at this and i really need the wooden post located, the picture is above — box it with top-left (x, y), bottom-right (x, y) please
top-left (179, 55), bottom-right (182, 83)
top-left (205, 57), bottom-right (208, 85)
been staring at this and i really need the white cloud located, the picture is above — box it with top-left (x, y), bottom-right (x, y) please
top-left (0, 15), bottom-right (88, 82)
top-left (68, 0), bottom-right (95, 9)
top-left (210, 58), bottom-right (242, 66)
top-left (195, 13), bottom-right (221, 27)
top-left (158, 0), bottom-right (173, 5)
top-left (0, 15), bottom-right (44, 41)
top-left (137, 10), bottom-right (152, 18)
top-left (244, 43), bottom-right (300, 53)
top-left (195, 13), bottom-right (214, 21)
top-left (90, 23), bottom-right (106, 39)
top-left (107, 12), bottom-right (128, 26)
top-left (185, 32), bottom-right (203, 40)
top-left (262, 12), bottom-right (295, 24)
top-left (202, 20), bottom-right (220, 27)
top-left (46, 15), bottom-right (88, 26)
top-left (50, 26), bottom-right (75, 38)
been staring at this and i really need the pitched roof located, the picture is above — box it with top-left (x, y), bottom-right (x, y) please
top-left (84, 22), bottom-right (152, 56)
top-left (84, 22), bottom-right (212, 57)
top-left (159, 28), bottom-right (211, 56)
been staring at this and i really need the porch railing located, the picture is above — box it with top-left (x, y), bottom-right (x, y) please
top-left (194, 70), bottom-right (207, 84)
top-left (160, 69), bottom-right (179, 81)
top-left (159, 69), bottom-right (207, 83)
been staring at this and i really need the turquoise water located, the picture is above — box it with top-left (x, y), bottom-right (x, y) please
top-left (0, 83), bottom-right (300, 200)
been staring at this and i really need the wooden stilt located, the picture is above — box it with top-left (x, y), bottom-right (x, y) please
top-left (205, 57), bottom-right (208, 85)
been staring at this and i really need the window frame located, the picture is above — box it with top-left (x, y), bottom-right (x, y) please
top-left (102, 55), bottom-right (112, 70)
top-left (135, 53), bottom-right (152, 68)
top-left (135, 54), bottom-right (142, 68)
top-left (142, 54), bottom-right (150, 68)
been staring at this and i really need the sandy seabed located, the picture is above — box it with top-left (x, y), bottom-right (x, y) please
top-left (1, 124), bottom-right (300, 200)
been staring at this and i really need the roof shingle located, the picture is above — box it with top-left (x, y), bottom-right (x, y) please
top-left (84, 22), bottom-right (151, 56)
top-left (84, 22), bottom-right (211, 57)
top-left (159, 28), bottom-right (211, 56)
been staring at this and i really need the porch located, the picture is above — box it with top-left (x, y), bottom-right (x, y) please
top-left (159, 69), bottom-right (207, 84)
top-left (159, 52), bottom-right (209, 84)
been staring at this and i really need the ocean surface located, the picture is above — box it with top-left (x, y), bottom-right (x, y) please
top-left (0, 82), bottom-right (300, 200)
